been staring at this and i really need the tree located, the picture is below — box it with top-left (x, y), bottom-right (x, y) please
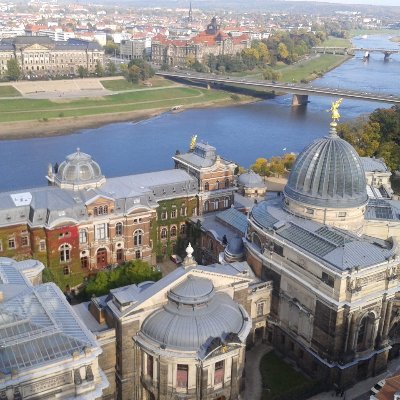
top-left (263, 66), bottom-right (281, 81)
top-left (95, 60), bottom-right (104, 77)
top-left (105, 60), bottom-right (117, 76)
top-left (104, 40), bottom-right (119, 56)
top-left (277, 43), bottom-right (289, 62)
top-left (78, 66), bottom-right (88, 78)
top-left (252, 158), bottom-right (269, 177)
top-left (126, 64), bottom-right (141, 83)
top-left (7, 58), bottom-right (21, 81)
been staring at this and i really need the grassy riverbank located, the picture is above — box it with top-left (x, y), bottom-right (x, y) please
top-left (0, 85), bottom-right (21, 97)
top-left (100, 76), bottom-right (174, 91)
top-left (350, 28), bottom-right (400, 37)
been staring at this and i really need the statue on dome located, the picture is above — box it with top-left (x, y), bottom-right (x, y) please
top-left (190, 134), bottom-right (197, 151)
top-left (330, 98), bottom-right (343, 125)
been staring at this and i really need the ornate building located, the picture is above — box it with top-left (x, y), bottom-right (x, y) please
top-left (151, 17), bottom-right (249, 67)
top-left (245, 119), bottom-right (400, 388)
top-left (0, 36), bottom-right (104, 78)
top-left (173, 142), bottom-right (237, 215)
top-left (74, 244), bottom-right (272, 400)
top-left (0, 257), bottom-right (108, 399)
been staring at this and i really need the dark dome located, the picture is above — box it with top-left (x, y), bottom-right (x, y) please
top-left (140, 276), bottom-right (249, 351)
top-left (284, 131), bottom-right (368, 208)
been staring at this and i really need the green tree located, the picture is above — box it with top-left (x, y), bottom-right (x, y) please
top-left (105, 60), bottom-right (117, 76)
top-left (95, 60), bottom-right (104, 77)
top-left (104, 39), bottom-right (119, 56)
top-left (262, 66), bottom-right (282, 81)
top-left (6, 58), bottom-right (21, 81)
top-left (78, 66), bottom-right (88, 78)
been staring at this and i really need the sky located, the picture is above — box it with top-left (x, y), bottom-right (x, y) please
top-left (287, 0), bottom-right (399, 5)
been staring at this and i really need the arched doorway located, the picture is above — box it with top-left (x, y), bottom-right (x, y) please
top-left (96, 248), bottom-right (107, 269)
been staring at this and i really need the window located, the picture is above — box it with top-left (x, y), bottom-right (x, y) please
top-left (21, 236), bottom-right (29, 247)
top-left (79, 229), bottom-right (87, 244)
top-left (115, 222), bottom-right (123, 236)
top-left (180, 224), bottom-right (186, 235)
top-left (147, 354), bottom-right (153, 379)
top-left (8, 238), bottom-right (15, 249)
top-left (177, 364), bottom-right (188, 388)
top-left (305, 208), bottom-right (314, 215)
top-left (161, 228), bottom-right (167, 239)
top-left (93, 207), bottom-right (98, 216)
top-left (116, 249), bottom-right (124, 263)
top-left (161, 211), bottom-right (167, 220)
top-left (225, 178), bottom-right (230, 188)
top-left (204, 201), bottom-right (209, 212)
top-left (134, 230), bottom-right (143, 246)
top-left (60, 244), bottom-right (71, 262)
top-left (63, 265), bottom-right (70, 275)
top-left (257, 302), bottom-right (265, 317)
top-left (214, 361), bottom-right (224, 385)
top-left (321, 272), bottom-right (334, 288)
top-left (180, 207), bottom-right (187, 216)
top-left (216, 180), bottom-right (220, 190)
top-left (204, 182), bottom-right (209, 191)
top-left (224, 197), bottom-right (229, 208)
top-left (81, 256), bottom-right (88, 269)
top-left (171, 209), bottom-right (177, 218)
top-left (95, 224), bottom-right (107, 240)
top-left (39, 240), bottom-right (46, 251)
top-left (171, 226), bottom-right (177, 237)
top-left (338, 211), bottom-right (347, 217)
top-left (135, 250), bottom-right (141, 259)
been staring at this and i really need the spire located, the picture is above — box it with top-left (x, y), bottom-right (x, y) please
top-left (188, 1), bottom-right (193, 23)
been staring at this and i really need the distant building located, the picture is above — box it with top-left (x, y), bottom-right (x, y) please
top-left (0, 257), bottom-right (108, 399)
top-left (120, 37), bottom-right (151, 61)
top-left (0, 36), bottom-right (104, 78)
top-left (151, 17), bottom-right (249, 66)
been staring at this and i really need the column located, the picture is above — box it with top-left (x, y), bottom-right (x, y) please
top-left (382, 301), bottom-right (393, 341)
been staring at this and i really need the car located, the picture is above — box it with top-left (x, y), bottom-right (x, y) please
top-left (170, 254), bottom-right (183, 264)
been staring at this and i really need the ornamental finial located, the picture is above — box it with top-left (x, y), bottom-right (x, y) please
top-left (329, 98), bottom-right (343, 127)
top-left (190, 134), bottom-right (197, 151)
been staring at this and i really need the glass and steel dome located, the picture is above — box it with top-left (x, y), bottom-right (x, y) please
top-left (55, 149), bottom-right (105, 189)
top-left (140, 276), bottom-right (249, 351)
top-left (284, 129), bottom-right (368, 208)
top-left (237, 170), bottom-right (265, 188)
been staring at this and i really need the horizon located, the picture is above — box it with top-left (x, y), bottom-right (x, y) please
top-left (286, 0), bottom-right (400, 6)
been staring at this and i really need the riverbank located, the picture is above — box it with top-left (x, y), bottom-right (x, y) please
top-left (0, 95), bottom-right (256, 140)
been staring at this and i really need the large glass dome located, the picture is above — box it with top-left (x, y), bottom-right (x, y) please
top-left (55, 149), bottom-right (105, 189)
top-left (284, 130), bottom-right (368, 208)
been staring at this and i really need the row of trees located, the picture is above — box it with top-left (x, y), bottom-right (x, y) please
top-left (85, 259), bottom-right (162, 298)
top-left (121, 59), bottom-right (155, 84)
top-left (338, 105), bottom-right (400, 172)
top-left (251, 153), bottom-right (297, 178)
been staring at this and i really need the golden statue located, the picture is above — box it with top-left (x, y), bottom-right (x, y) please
top-left (190, 134), bottom-right (197, 150)
top-left (329, 98), bottom-right (343, 125)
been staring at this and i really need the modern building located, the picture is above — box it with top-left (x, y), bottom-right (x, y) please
top-left (245, 121), bottom-right (400, 388)
top-left (0, 257), bottom-right (108, 399)
top-left (120, 37), bottom-right (151, 61)
top-left (74, 243), bottom-right (272, 400)
top-left (0, 36), bottom-right (104, 77)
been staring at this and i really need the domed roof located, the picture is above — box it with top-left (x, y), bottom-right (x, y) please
top-left (140, 276), bottom-right (248, 351)
top-left (225, 235), bottom-right (244, 257)
top-left (238, 170), bottom-right (265, 188)
top-left (284, 129), bottom-right (368, 208)
top-left (55, 149), bottom-right (105, 189)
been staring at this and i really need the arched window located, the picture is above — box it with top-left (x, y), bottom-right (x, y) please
top-left (103, 205), bottom-right (108, 215)
top-left (115, 222), bottom-right (123, 236)
top-left (135, 250), bottom-right (141, 259)
top-left (216, 180), bottom-right (220, 190)
top-left (59, 243), bottom-right (71, 263)
top-left (224, 197), bottom-right (229, 208)
top-left (93, 207), bottom-right (98, 216)
top-left (134, 230), bottom-right (143, 246)
top-left (161, 228), bottom-right (167, 239)
top-left (80, 256), bottom-right (88, 269)
top-left (225, 178), bottom-right (230, 188)
top-left (116, 249), bottom-right (124, 263)
top-left (357, 313), bottom-right (375, 352)
top-left (209, 239), bottom-right (214, 251)
top-left (171, 226), bottom-right (177, 237)
top-left (204, 182), bottom-right (209, 191)
top-left (204, 201), bottom-right (209, 212)
top-left (98, 206), bottom-right (103, 215)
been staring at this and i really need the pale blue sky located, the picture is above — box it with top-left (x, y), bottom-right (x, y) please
top-left (287, 0), bottom-right (399, 5)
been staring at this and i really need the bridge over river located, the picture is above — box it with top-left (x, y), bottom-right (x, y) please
top-left (156, 71), bottom-right (400, 106)
top-left (313, 46), bottom-right (400, 59)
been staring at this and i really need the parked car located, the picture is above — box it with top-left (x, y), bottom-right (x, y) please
top-left (170, 254), bottom-right (183, 264)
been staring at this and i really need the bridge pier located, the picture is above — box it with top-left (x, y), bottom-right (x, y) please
top-left (207, 83), bottom-right (211, 90)
top-left (384, 52), bottom-right (390, 61)
top-left (292, 94), bottom-right (309, 106)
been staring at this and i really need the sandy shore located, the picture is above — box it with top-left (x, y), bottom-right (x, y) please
top-left (0, 98), bottom-right (253, 140)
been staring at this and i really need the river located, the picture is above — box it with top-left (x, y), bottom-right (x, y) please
top-left (1, 34), bottom-right (399, 192)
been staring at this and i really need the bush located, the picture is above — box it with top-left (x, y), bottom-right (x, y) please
top-left (230, 94), bottom-right (241, 101)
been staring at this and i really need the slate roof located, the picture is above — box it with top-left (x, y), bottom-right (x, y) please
top-left (361, 157), bottom-right (390, 173)
top-left (251, 199), bottom-right (395, 271)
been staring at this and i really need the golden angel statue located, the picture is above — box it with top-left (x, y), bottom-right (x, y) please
top-left (190, 134), bottom-right (197, 150)
top-left (329, 98), bottom-right (343, 124)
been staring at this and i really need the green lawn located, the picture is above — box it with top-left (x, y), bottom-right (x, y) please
top-left (260, 352), bottom-right (322, 400)
top-left (0, 87), bottom-right (232, 123)
top-left (277, 54), bottom-right (349, 83)
top-left (0, 85), bottom-right (21, 97)
top-left (101, 77), bottom-right (176, 91)
top-left (323, 36), bottom-right (352, 47)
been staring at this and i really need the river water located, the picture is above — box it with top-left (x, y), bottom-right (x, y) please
top-left (1, 35), bottom-right (399, 192)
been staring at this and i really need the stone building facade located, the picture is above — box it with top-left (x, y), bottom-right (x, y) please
top-left (173, 142), bottom-right (237, 215)
top-left (245, 123), bottom-right (400, 388)
top-left (74, 245), bottom-right (272, 400)
top-left (0, 36), bottom-right (104, 78)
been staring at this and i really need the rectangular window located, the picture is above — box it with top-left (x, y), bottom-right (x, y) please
top-left (79, 229), bottom-right (87, 244)
top-left (176, 364), bottom-right (188, 388)
top-left (214, 361), bottom-right (224, 385)
top-left (321, 272), bottom-right (334, 288)
top-left (147, 354), bottom-right (153, 378)
top-left (8, 238), bottom-right (15, 249)
top-left (161, 211), bottom-right (167, 220)
top-left (257, 302), bottom-right (264, 317)
top-left (306, 208), bottom-right (314, 215)
top-left (171, 209), bottom-right (177, 218)
top-left (338, 211), bottom-right (347, 217)
top-left (95, 223), bottom-right (107, 240)
top-left (180, 207), bottom-right (187, 216)
top-left (21, 236), bottom-right (29, 247)
top-left (39, 240), bottom-right (46, 251)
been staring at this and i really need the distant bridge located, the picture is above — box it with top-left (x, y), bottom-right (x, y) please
top-left (156, 71), bottom-right (400, 106)
top-left (313, 46), bottom-right (400, 59)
